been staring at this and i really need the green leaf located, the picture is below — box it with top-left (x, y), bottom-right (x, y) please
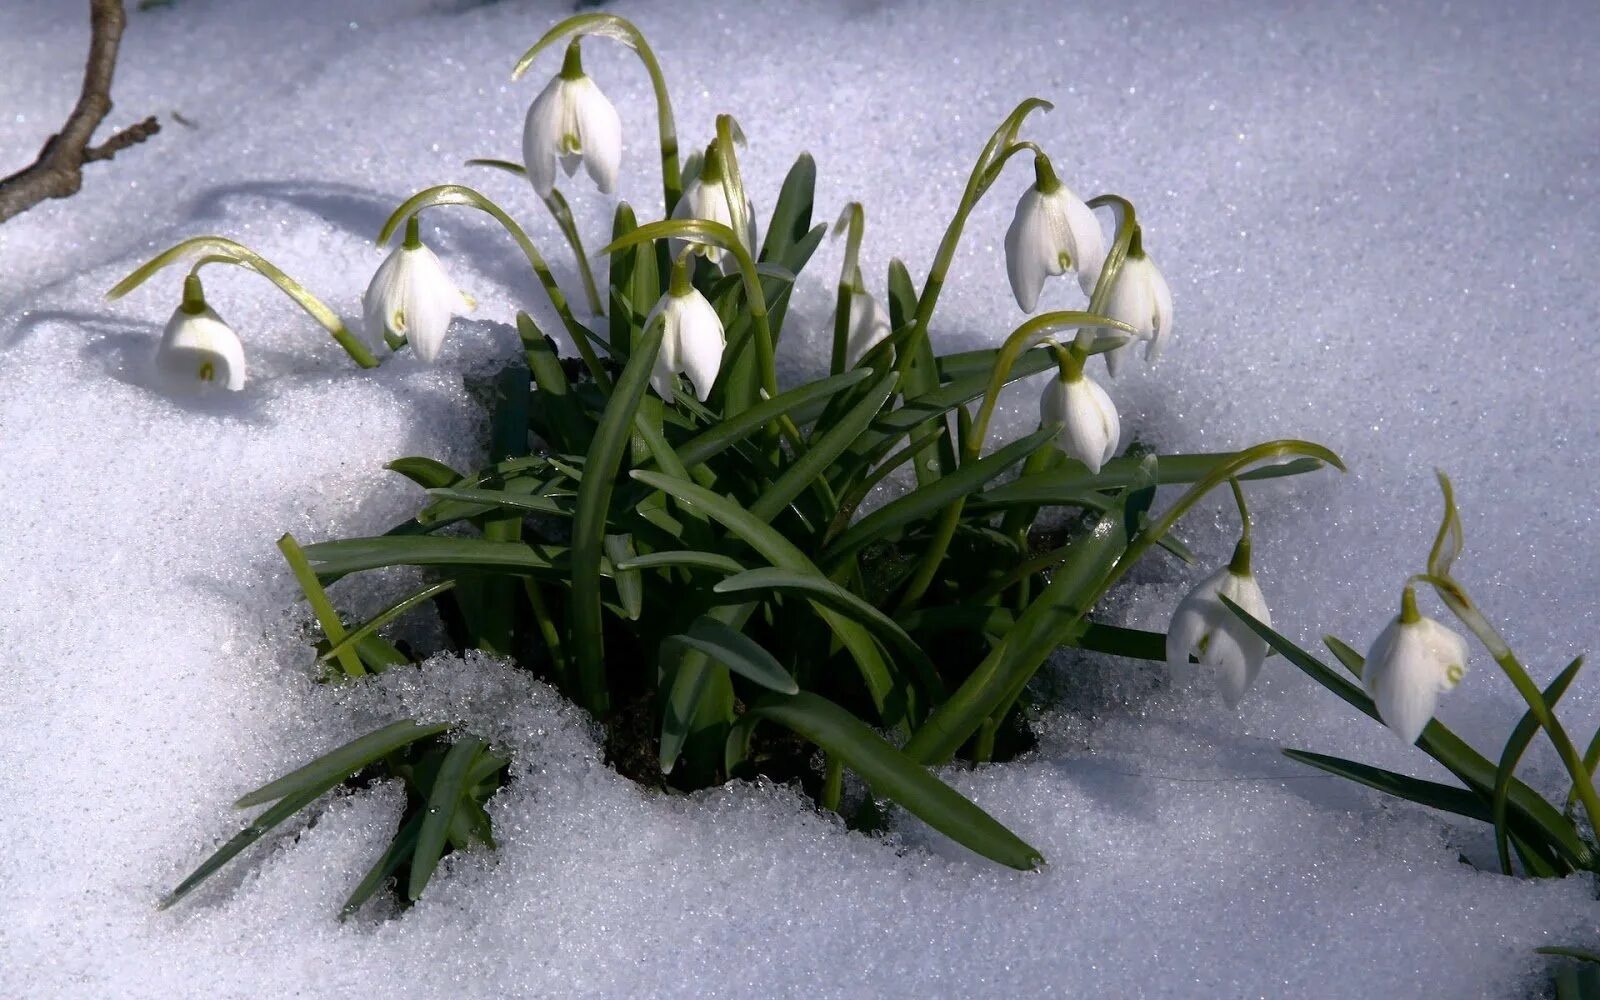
top-left (518, 312), bottom-right (591, 453)
top-left (659, 603), bottom-right (754, 774)
top-left (615, 550), bottom-right (747, 576)
top-left (749, 367), bottom-right (898, 523)
top-left (278, 533), bottom-right (365, 679)
top-left (663, 616), bottom-right (798, 695)
top-left (1494, 656), bottom-right (1584, 875)
top-left (739, 692), bottom-right (1042, 870)
top-left (760, 153), bottom-right (816, 266)
top-left (631, 470), bottom-right (908, 727)
top-left (162, 779), bottom-right (331, 910)
top-left (825, 425), bottom-right (1057, 562)
top-left (605, 534), bottom-right (643, 620)
top-left (712, 567), bottom-right (941, 699)
top-left (421, 486), bottom-right (575, 518)
top-left (974, 455), bottom-right (1328, 506)
top-left (673, 370), bottom-right (872, 468)
top-left (1281, 748), bottom-right (1494, 820)
top-left (300, 536), bottom-right (576, 583)
top-left (235, 720), bottom-right (452, 808)
top-left (1540, 947), bottom-right (1600, 966)
top-left (409, 736), bottom-right (488, 900)
top-left (340, 812), bottom-right (423, 920)
top-left (1072, 622), bottom-right (1169, 662)
top-left (387, 457), bottom-right (462, 490)
top-left (571, 321), bottom-right (664, 715)
top-left (318, 580), bottom-right (456, 666)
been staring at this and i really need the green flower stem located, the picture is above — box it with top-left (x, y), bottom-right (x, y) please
top-left (832, 201), bottom-right (866, 375)
top-left (107, 236), bottom-right (379, 369)
top-left (1227, 478), bottom-right (1253, 574)
top-left (895, 311), bottom-right (1132, 611)
top-left (464, 159), bottom-right (605, 315)
top-left (896, 100), bottom-right (1054, 380)
top-left (821, 754), bottom-right (843, 813)
top-left (1411, 571), bottom-right (1600, 840)
top-left (512, 13), bottom-right (682, 214)
top-left (379, 184), bottom-right (610, 390)
top-left (1078, 195), bottom-right (1138, 350)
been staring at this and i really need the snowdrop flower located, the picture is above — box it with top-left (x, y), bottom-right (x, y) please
top-left (1039, 361), bottom-right (1120, 474)
top-left (1102, 239), bottom-right (1174, 377)
top-left (646, 257), bottom-right (726, 401)
top-left (363, 218), bottom-right (472, 363)
top-left (1362, 588), bottom-right (1469, 744)
top-left (671, 142), bottom-right (757, 272)
top-left (521, 40), bottom-right (622, 198)
top-left (843, 284), bottom-right (891, 368)
top-left (1005, 154), bottom-right (1106, 312)
top-left (1165, 549), bottom-right (1272, 707)
top-left (156, 275), bottom-right (246, 391)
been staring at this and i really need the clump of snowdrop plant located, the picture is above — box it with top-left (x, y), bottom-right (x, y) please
top-left (117, 11), bottom-right (1595, 935)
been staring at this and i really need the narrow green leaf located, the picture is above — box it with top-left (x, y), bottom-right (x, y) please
top-left (409, 736), bottom-right (488, 900)
top-left (673, 370), bottom-right (870, 468)
top-left (340, 812), bottom-right (424, 920)
top-left (1494, 656), bottom-right (1585, 875)
top-left (387, 457), bottom-right (462, 490)
top-left (741, 692), bottom-right (1042, 870)
top-left (1539, 947), bottom-right (1600, 966)
top-left (975, 455), bottom-right (1327, 506)
top-left (605, 534), bottom-right (643, 620)
top-left (518, 311), bottom-right (591, 453)
top-left (712, 567), bottom-right (941, 698)
top-left (749, 368), bottom-right (898, 523)
top-left (631, 470), bottom-right (908, 727)
top-left (571, 321), bottom-right (664, 715)
top-left (161, 780), bottom-right (329, 909)
top-left (1282, 748), bottom-right (1494, 820)
top-left (301, 536), bottom-right (576, 582)
top-left (825, 426), bottom-right (1057, 562)
top-left (760, 153), bottom-right (816, 265)
top-left (422, 487), bottom-right (576, 518)
top-left (615, 550), bottom-right (747, 576)
top-left (318, 580), bottom-right (456, 665)
top-left (659, 603), bottom-right (754, 774)
top-left (278, 533), bottom-right (365, 679)
top-left (664, 616), bottom-right (798, 695)
top-left (235, 720), bottom-right (452, 808)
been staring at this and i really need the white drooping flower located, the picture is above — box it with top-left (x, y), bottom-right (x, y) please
top-left (671, 144), bottom-right (757, 272)
top-left (521, 41), bottom-right (622, 198)
top-left (646, 263), bottom-right (726, 402)
top-left (155, 276), bottom-right (247, 391)
top-left (363, 221), bottom-right (472, 363)
top-left (1004, 155), bottom-right (1106, 312)
top-left (843, 287), bottom-right (891, 369)
top-left (1039, 369), bottom-right (1120, 474)
top-left (1102, 249), bottom-right (1174, 377)
top-left (1165, 562), bottom-right (1273, 706)
top-left (1362, 599), bottom-right (1470, 745)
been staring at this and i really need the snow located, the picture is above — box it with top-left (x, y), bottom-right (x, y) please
top-left (3, 0), bottom-right (1598, 996)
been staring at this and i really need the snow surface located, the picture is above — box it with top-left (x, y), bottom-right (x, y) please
top-left (3, 0), bottom-right (1599, 996)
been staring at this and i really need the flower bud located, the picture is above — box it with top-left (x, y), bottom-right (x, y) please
top-left (1039, 369), bottom-right (1120, 474)
top-left (155, 276), bottom-right (246, 391)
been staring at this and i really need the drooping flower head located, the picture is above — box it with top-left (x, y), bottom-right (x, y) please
top-left (363, 217), bottom-right (473, 363)
top-left (1363, 587), bottom-right (1470, 744)
top-left (1102, 231), bottom-right (1174, 377)
top-left (1039, 353), bottom-right (1120, 474)
top-left (522, 40), bottom-right (622, 198)
top-left (646, 255), bottom-right (726, 402)
top-left (1166, 537), bottom-right (1272, 706)
top-left (155, 274), bottom-right (247, 391)
top-left (843, 274), bottom-right (892, 369)
top-left (671, 141), bottom-right (757, 273)
top-left (1005, 153), bottom-right (1106, 312)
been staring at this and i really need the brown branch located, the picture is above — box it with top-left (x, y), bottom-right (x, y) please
top-left (0, 0), bottom-right (160, 225)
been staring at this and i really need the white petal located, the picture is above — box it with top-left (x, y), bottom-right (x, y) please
top-left (1004, 187), bottom-right (1052, 312)
top-left (1054, 375), bottom-right (1119, 473)
top-left (1057, 188), bottom-right (1106, 297)
top-left (645, 294), bottom-right (681, 399)
top-left (1103, 339), bottom-right (1135, 378)
top-left (844, 291), bottom-right (891, 368)
top-left (1143, 257), bottom-right (1174, 362)
top-left (521, 76), bottom-right (567, 197)
top-left (1365, 619), bottom-right (1443, 745)
top-left (1415, 617), bottom-right (1470, 691)
top-left (1166, 567), bottom-right (1233, 684)
top-left (1200, 624), bottom-right (1255, 707)
top-left (156, 305), bottom-right (247, 391)
top-left (571, 77), bottom-right (622, 194)
top-left (1039, 374), bottom-right (1069, 429)
top-left (362, 247), bottom-right (407, 348)
top-left (672, 291), bottom-right (726, 401)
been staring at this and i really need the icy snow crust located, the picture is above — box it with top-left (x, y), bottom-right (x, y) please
top-left (2, 0), bottom-right (1597, 995)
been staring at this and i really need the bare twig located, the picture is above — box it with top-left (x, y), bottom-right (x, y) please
top-left (0, 0), bottom-right (160, 225)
